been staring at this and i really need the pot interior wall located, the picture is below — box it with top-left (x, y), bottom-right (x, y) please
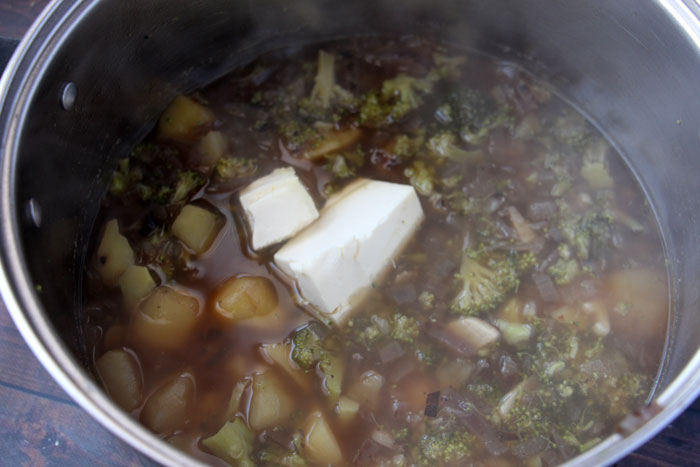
top-left (10, 0), bottom-right (700, 419)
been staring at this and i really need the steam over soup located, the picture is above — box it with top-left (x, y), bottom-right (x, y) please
top-left (84, 37), bottom-right (668, 466)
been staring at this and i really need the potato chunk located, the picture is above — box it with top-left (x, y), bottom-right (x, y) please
top-left (260, 342), bottom-right (309, 388)
top-left (197, 130), bottom-right (227, 166)
top-left (304, 127), bottom-right (362, 160)
top-left (303, 411), bottom-right (343, 465)
top-left (171, 204), bottom-right (221, 254)
top-left (130, 286), bottom-right (200, 350)
top-left (95, 349), bottom-right (143, 411)
top-left (118, 265), bottom-right (156, 309)
top-left (140, 372), bottom-right (195, 434)
top-left (158, 95), bottom-right (214, 141)
top-left (607, 268), bottom-right (668, 343)
top-left (96, 220), bottom-right (134, 286)
top-left (347, 370), bottom-right (384, 410)
top-left (335, 396), bottom-right (359, 425)
top-left (212, 276), bottom-right (278, 325)
top-left (248, 371), bottom-right (293, 431)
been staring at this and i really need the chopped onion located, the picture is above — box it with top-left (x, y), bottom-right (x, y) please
top-left (378, 341), bottom-right (405, 364)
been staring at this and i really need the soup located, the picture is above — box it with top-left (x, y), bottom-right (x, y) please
top-left (83, 37), bottom-right (668, 466)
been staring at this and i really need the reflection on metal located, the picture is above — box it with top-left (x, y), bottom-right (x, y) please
top-left (60, 82), bottom-right (77, 110)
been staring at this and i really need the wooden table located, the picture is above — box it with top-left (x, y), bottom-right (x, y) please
top-left (1, 1), bottom-right (699, 465)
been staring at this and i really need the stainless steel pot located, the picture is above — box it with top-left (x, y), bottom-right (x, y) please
top-left (2, 0), bottom-right (700, 465)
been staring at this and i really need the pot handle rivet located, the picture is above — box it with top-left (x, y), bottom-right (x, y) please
top-left (60, 82), bottom-right (77, 111)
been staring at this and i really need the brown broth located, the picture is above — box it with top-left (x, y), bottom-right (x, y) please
top-left (83, 37), bottom-right (668, 466)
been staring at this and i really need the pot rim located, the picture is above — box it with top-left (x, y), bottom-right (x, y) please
top-left (1, 1), bottom-right (700, 466)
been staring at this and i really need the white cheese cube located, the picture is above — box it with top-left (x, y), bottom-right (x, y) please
top-left (240, 168), bottom-right (319, 250)
top-left (274, 179), bottom-right (424, 324)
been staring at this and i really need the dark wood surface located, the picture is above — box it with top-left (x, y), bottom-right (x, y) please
top-left (1, 1), bottom-right (699, 466)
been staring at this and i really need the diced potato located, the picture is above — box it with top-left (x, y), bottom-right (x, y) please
top-left (118, 265), bottom-right (156, 309)
top-left (96, 220), bottom-right (134, 286)
top-left (158, 95), bottom-right (214, 141)
top-left (202, 418), bottom-right (255, 467)
top-left (436, 358), bottom-right (474, 389)
top-left (197, 130), bottom-right (227, 166)
top-left (303, 411), bottom-right (343, 466)
top-left (347, 370), bottom-right (384, 410)
top-left (95, 349), bottom-right (143, 411)
top-left (102, 325), bottom-right (126, 350)
top-left (335, 396), bottom-right (359, 424)
top-left (607, 268), bottom-right (668, 342)
top-left (140, 373), bottom-right (195, 434)
top-left (171, 204), bottom-right (221, 254)
top-left (303, 127), bottom-right (362, 160)
top-left (260, 342), bottom-right (309, 388)
top-left (130, 286), bottom-right (200, 351)
top-left (212, 276), bottom-right (278, 325)
top-left (224, 380), bottom-right (250, 421)
top-left (445, 317), bottom-right (500, 355)
top-left (248, 371), bottom-right (293, 431)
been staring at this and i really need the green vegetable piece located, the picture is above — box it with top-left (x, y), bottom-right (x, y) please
top-left (427, 132), bottom-right (484, 163)
top-left (548, 257), bottom-right (580, 285)
top-left (404, 160), bottom-right (436, 196)
top-left (390, 314), bottom-right (420, 344)
top-left (319, 355), bottom-right (344, 399)
top-left (291, 326), bottom-right (326, 369)
top-left (299, 50), bottom-right (357, 119)
top-left (419, 431), bottom-right (474, 465)
top-left (202, 418), bottom-right (255, 467)
top-left (216, 157), bottom-right (258, 179)
top-left (495, 320), bottom-right (533, 346)
top-left (452, 250), bottom-right (534, 316)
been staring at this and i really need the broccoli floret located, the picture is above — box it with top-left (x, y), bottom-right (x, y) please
top-left (109, 158), bottom-right (131, 195)
top-left (558, 207), bottom-right (614, 261)
top-left (202, 418), bottom-right (255, 467)
top-left (298, 50), bottom-right (357, 120)
top-left (548, 257), bottom-right (580, 285)
top-left (358, 91), bottom-right (391, 127)
top-left (431, 53), bottom-right (467, 80)
top-left (427, 132), bottom-right (484, 163)
top-left (359, 70), bottom-right (438, 127)
top-left (324, 154), bottom-right (355, 179)
top-left (452, 250), bottom-right (534, 316)
top-left (278, 118), bottom-right (319, 150)
top-left (548, 245), bottom-right (580, 286)
top-left (460, 108), bottom-right (513, 146)
top-left (346, 315), bottom-right (390, 349)
top-left (445, 88), bottom-right (497, 129)
top-left (404, 160), bottom-right (436, 196)
top-left (380, 73), bottom-right (436, 121)
top-left (216, 157), bottom-right (258, 179)
top-left (390, 314), bottom-right (420, 344)
top-left (418, 291), bottom-right (435, 310)
top-left (418, 430), bottom-right (474, 466)
top-left (291, 327), bottom-right (327, 369)
top-left (170, 170), bottom-right (205, 204)
top-left (257, 449), bottom-right (308, 467)
top-left (437, 88), bottom-right (512, 146)
top-left (392, 131), bottom-right (426, 160)
top-left (324, 147), bottom-right (364, 179)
